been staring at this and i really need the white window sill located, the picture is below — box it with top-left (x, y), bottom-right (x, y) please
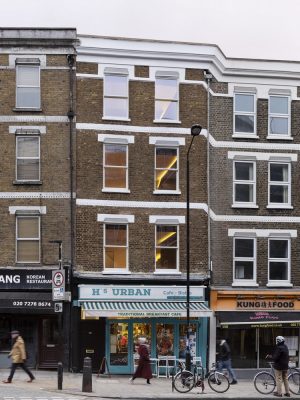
top-left (266, 282), bottom-right (293, 287)
top-left (102, 188), bottom-right (130, 193)
top-left (102, 117), bottom-right (131, 122)
top-left (232, 204), bottom-right (259, 209)
top-left (232, 134), bottom-right (259, 139)
top-left (232, 282), bottom-right (259, 287)
top-left (13, 107), bottom-right (42, 112)
top-left (153, 119), bottom-right (182, 124)
top-left (153, 190), bottom-right (181, 195)
top-left (153, 271), bottom-right (181, 275)
top-left (267, 205), bottom-right (293, 209)
top-left (102, 270), bottom-right (131, 275)
top-left (267, 135), bottom-right (293, 141)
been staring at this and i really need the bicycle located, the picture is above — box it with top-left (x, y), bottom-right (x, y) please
top-left (173, 361), bottom-right (230, 394)
top-left (254, 361), bottom-right (300, 395)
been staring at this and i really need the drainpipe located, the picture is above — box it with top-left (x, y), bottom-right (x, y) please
top-left (204, 70), bottom-right (215, 370)
top-left (67, 52), bottom-right (76, 371)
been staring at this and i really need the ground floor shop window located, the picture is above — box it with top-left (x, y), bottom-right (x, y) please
top-left (156, 323), bottom-right (174, 356)
top-left (179, 323), bottom-right (197, 359)
top-left (109, 322), bottom-right (129, 366)
top-left (217, 326), bottom-right (299, 368)
top-left (133, 323), bottom-right (151, 353)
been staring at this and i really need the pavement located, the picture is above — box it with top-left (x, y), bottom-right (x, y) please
top-left (0, 369), bottom-right (298, 399)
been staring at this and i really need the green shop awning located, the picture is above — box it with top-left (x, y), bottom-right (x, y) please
top-left (81, 301), bottom-right (212, 318)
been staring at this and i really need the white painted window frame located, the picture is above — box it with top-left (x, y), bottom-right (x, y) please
top-left (103, 69), bottom-right (129, 121)
top-left (154, 145), bottom-right (179, 194)
top-left (99, 214), bottom-right (134, 274)
top-left (103, 142), bottom-right (129, 193)
top-left (268, 237), bottom-right (291, 286)
top-left (233, 236), bottom-right (257, 286)
top-left (16, 135), bottom-right (40, 182)
top-left (233, 160), bottom-right (257, 208)
top-left (155, 223), bottom-right (179, 274)
top-left (268, 94), bottom-right (291, 139)
top-left (16, 63), bottom-right (41, 109)
top-left (268, 162), bottom-right (291, 209)
top-left (16, 215), bottom-right (40, 264)
top-left (233, 92), bottom-right (256, 137)
top-left (154, 73), bottom-right (180, 123)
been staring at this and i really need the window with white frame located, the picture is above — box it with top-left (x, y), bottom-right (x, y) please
top-left (268, 238), bottom-right (290, 283)
top-left (16, 215), bottom-right (40, 263)
top-left (155, 74), bottom-right (179, 121)
top-left (103, 143), bottom-right (128, 190)
top-left (269, 162), bottom-right (291, 206)
top-left (269, 95), bottom-right (290, 136)
top-left (234, 93), bottom-right (256, 134)
top-left (155, 147), bottom-right (178, 191)
top-left (16, 62), bottom-right (40, 109)
top-left (103, 71), bottom-right (128, 119)
top-left (104, 224), bottom-right (128, 270)
top-left (16, 136), bottom-right (40, 182)
top-left (155, 225), bottom-right (178, 271)
top-left (233, 161), bottom-right (256, 205)
top-left (233, 237), bottom-right (256, 282)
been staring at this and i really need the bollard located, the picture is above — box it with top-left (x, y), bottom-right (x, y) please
top-left (82, 357), bottom-right (92, 393)
top-left (57, 362), bottom-right (63, 390)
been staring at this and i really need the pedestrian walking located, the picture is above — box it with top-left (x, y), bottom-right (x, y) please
top-left (266, 336), bottom-right (290, 397)
top-left (130, 337), bottom-right (152, 384)
top-left (217, 339), bottom-right (238, 384)
top-left (3, 330), bottom-right (35, 383)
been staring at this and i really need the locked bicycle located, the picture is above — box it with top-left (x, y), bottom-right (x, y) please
top-left (173, 361), bottom-right (230, 394)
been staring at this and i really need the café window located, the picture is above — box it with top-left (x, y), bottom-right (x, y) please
top-left (233, 237), bottom-right (256, 284)
top-left (16, 215), bottom-right (40, 263)
top-left (268, 238), bottom-right (290, 284)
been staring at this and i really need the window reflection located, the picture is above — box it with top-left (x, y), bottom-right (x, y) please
top-left (155, 148), bottom-right (178, 190)
top-left (155, 225), bottom-right (178, 270)
top-left (105, 224), bottom-right (127, 269)
top-left (104, 144), bottom-right (127, 189)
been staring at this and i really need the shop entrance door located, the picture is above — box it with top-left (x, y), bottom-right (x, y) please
top-left (39, 318), bottom-right (59, 368)
top-left (108, 322), bottom-right (131, 374)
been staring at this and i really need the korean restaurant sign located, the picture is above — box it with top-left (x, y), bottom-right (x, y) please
top-left (236, 300), bottom-right (295, 310)
top-left (79, 285), bottom-right (205, 301)
top-left (0, 269), bottom-right (52, 290)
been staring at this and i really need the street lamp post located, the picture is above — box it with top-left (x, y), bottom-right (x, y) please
top-left (186, 124), bottom-right (202, 371)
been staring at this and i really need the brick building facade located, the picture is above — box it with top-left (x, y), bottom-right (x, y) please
top-left (0, 29), bottom-right (77, 369)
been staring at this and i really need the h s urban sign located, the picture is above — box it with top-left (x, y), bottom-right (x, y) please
top-left (0, 269), bottom-right (52, 290)
top-left (79, 285), bottom-right (205, 301)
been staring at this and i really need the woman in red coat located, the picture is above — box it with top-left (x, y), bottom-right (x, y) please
top-left (130, 337), bottom-right (153, 384)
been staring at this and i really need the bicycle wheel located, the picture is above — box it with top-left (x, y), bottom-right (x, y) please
top-left (288, 371), bottom-right (300, 395)
top-left (173, 370), bottom-right (194, 393)
top-left (253, 371), bottom-right (275, 394)
top-left (207, 371), bottom-right (230, 393)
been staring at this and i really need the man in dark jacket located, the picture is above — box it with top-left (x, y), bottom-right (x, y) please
top-left (268, 336), bottom-right (290, 397)
top-left (217, 339), bottom-right (238, 384)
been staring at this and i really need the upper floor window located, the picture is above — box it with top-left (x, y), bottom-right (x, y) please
top-left (268, 238), bottom-right (290, 284)
top-left (16, 136), bottom-right (40, 182)
top-left (233, 237), bottom-right (256, 284)
top-left (155, 147), bottom-right (178, 191)
top-left (234, 93), bottom-right (256, 135)
top-left (103, 143), bottom-right (128, 190)
top-left (103, 70), bottom-right (129, 119)
top-left (155, 73), bottom-right (179, 122)
top-left (269, 95), bottom-right (290, 137)
top-left (233, 161), bottom-right (256, 207)
top-left (155, 225), bottom-right (178, 271)
top-left (268, 162), bottom-right (291, 208)
top-left (16, 61), bottom-right (40, 109)
top-left (104, 224), bottom-right (128, 271)
top-left (16, 215), bottom-right (40, 263)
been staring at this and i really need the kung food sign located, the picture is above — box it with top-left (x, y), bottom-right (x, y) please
top-left (236, 299), bottom-right (295, 310)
